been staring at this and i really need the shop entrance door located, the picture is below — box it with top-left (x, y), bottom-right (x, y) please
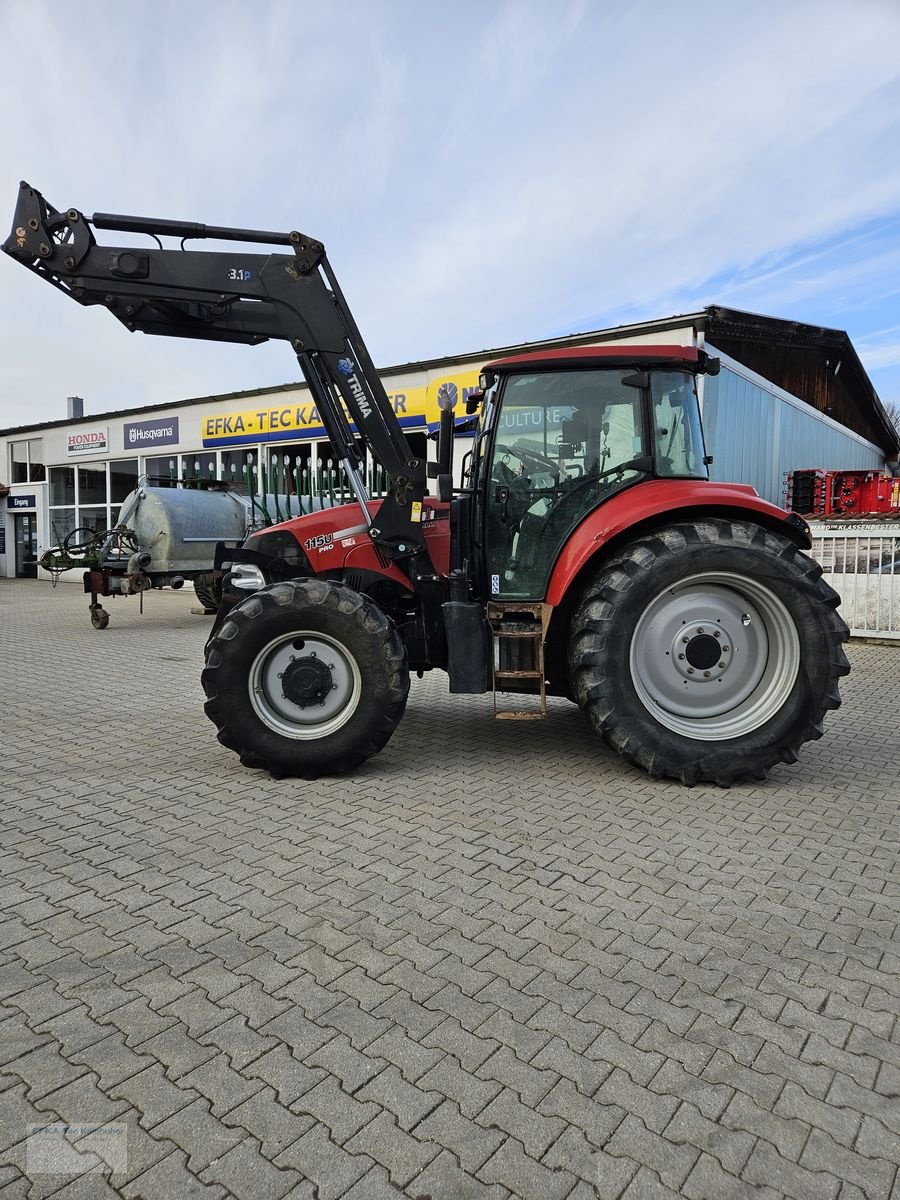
top-left (14, 514), bottom-right (38, 578)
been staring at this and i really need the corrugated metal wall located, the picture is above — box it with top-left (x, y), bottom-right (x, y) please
top-left (701, 354), bottom-right (884, 506)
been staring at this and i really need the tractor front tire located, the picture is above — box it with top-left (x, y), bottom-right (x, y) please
top-left (568, 518), bottom-right (850, 786)
top-left (202, 579), bottom-right (409, 778)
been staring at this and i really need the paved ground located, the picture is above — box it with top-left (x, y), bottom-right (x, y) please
top-left (0, 577), bottom-right (898, 1200)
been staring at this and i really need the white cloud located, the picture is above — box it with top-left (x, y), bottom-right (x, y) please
top-left (1, 0), bottom-right (900, 428)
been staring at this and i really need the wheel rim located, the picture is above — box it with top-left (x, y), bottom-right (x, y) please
top-left (629, 571), bottom-right (800, 741)
top-left (249, 631), bottom-right (362, 740)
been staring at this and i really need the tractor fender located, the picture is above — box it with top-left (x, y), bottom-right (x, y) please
top-left (545, 479), bottom-right (809, 607)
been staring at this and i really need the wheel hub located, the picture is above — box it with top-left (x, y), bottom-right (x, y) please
top-left (282, 655), bottom-right (333, 708)
top-left (249, 632), bottom-right (361, 739)
top-left (671, 621), bottom-right (733, 682)
top-left (629, 573), bottom-right (800, 740)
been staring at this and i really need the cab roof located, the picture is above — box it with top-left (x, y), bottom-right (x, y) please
top-left (486, 344), bottom-right (703, 370)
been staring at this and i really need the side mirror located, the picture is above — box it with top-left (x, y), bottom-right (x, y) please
top-left (465, 388), bottom-right (484, 415)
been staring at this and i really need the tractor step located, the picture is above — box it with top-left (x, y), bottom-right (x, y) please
top-left (487, 602), bottom-right (551, 720)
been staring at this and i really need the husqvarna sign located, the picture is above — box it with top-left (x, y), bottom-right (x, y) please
top-left (124, 416), bottom-right (179, 449)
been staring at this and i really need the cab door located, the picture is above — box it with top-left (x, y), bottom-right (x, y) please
top-left (484, 368), bottom-right (647, 600)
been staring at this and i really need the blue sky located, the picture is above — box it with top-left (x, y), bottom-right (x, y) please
top-left (1, 0), bottom-right (899, 430)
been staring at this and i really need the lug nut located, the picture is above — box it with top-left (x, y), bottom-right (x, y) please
top-left (714, 631), bottom-right (721, 639)
top-left (722, 646), bottom-right (729, 652)
top-left (718, 661), bottom-right (726, 668)
top-left (682, 636), bottom-right (689, 644)
top-left (698, 627), bottom-right (704, 633)
top-left (678, 653), bottom-right (685, 660)
top-left (687, 668), bottom-right (694, 675)
top-left (704, 671), bottom-right (711, 677)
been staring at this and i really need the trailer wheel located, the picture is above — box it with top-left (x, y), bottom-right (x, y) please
top-left (202, 579), bottom-right (409, 778)
top-left (90, 605), bottom-right (109, 630)
top-left (568, 518), bottom-right (850, 786)
top-left (193, 571), bottom-right (222, 613)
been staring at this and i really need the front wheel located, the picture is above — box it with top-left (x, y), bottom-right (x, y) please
top-left (568, 519), bottom-right (850, 785)
top-left (202, 579), bottom-right (409, 778)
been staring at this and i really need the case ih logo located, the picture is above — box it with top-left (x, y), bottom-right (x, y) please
top-left (67, 428), bottom-right (108, 455)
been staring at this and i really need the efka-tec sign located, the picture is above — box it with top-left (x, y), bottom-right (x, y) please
top-left (123, 416), bottom-right (180, 450)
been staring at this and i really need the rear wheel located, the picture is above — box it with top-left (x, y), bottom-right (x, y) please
top-left (568, 518), bottom-right (850, 785)
top-left (202, 579), bottom-right (409, 778)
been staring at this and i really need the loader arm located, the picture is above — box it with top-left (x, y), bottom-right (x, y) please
top-left (3, 181), bottom-right (428, 563)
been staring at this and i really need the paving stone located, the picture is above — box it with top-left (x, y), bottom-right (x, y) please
top-left (741, 1138), bottom-right (840, 1200)
top-left (152, 1098), bottom-right (246, 1171)
top-left (721, 1089), bottom-right (811, 1161)
top-left (199, 1135), bottom-right (301, 1198)
top-left (367, 1026), bottom-right (445, 1083)
top-left (305, 1033), bottom-right (384, 1093)
top-left (275, 1121), bottom-right (372, 1200)
top-left (346, 1109), bottom-right (438, 1186)
top-left (476, 1087), bottom-right (565, 1159)
top-left (121, 1148), bottom-right (228, 1198)
top-left (418, 1054), bottom-right (502, 1118)
top-left (34, 1072), bottom-right (130, 1129)
top-left (753, 1040), bottom-right (834, 1100)
top-left (198, 1013), bottom-right (279, 1070)
top-left (339, 1164), bottom-right (407, 1199)
top-left (620, 1166), bottom-right (687, 1199)
top-left (683, 1150), bottom-right (781, 1199)
top-left (477, 1136), bottom-right (575, 1199)
top-left (0, 1014), bottom-right (52, 1066)
top-left (408, 1148), bottom-right (511, 1199)
top-left (701, 1049), bottom-right (784, 1109)
top-left (664, 1099), bottom-right (755, 1176)
top-left (800, 1127), bottom-right (897, 1200)
top-left (291, 1074), bottom-right (379, 1143)
top-left (222, 1085), bottom-right (314, 1157)
top-left (415, 1099), bottom-right (505, 1172)
top-left (425, 1016), bottom-right (501, 1073)
top-left (532, 1035), bottom-right (610, 1097)
top-left (475, 1010), bottom-right (550, 1064)
top-left (357, 1065), bottom-right (443, 1131)
top-left (606, 1113), bottom-right (701, 1191)
top-left (4, 1041), bottom-right (88, 1101)
top-left (179, 1054), bottom-right (264, 1117)
top-left (137, 1022), bottom-right (219, 1081)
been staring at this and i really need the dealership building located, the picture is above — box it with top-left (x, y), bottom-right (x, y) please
top-left (2, 304), bottom-right (897, 580)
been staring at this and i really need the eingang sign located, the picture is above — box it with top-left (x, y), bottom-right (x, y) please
top-left (201, 372), bottom-right (482, 448)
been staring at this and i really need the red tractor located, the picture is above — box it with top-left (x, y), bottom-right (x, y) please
top-left (5, 184), bottom-right (849, 785)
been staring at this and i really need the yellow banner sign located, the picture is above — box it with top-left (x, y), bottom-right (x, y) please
top-left (202, 370), bottom-right (482, 447)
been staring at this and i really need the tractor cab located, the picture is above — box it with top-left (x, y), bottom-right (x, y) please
top-left (470, 346), bottom-right (713, 600)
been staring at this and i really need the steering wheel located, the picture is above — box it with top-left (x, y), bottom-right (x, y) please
top-left (494, 443), bottom-right (560, 489)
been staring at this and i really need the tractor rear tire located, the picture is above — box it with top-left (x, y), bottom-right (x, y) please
top-left (202, 579), bottom-right (409, 778)
top-left (568, 518), bottom-right (850, 786)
